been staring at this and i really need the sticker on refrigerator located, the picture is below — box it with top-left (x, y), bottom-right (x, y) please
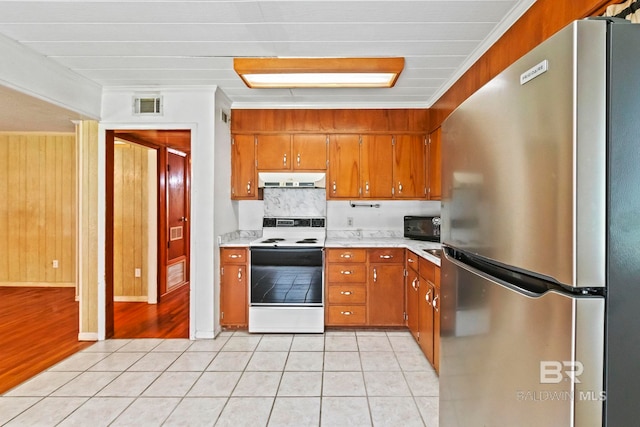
top-left (520, 60), bottom-right (548, 85)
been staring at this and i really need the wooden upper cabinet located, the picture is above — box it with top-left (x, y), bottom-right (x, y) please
top-left (393, 134), bottom-right (426, 199)
top-left (231, 134), bottom-right (257, 199)
top-left (360, 134), bottom-right (393, 199)
top-left (327, 134), bottom-right (360, 199)
top-left (292, 134), bottom-right (327, 170)
top-left (428, 128), bottom-right (442, 200)
top-left (256, 134), bottom-right (291, 170)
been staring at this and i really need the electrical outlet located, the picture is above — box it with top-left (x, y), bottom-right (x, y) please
top-left (347, 217), bottom-right (354, 226)
top-left (52, 260), bottom-right (59, 269)
top-left (217, 235), bottom-right (222, 245)
top-left (135, 268), bottom-right (142, 278)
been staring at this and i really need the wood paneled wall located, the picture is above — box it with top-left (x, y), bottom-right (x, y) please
top-left (0, 133), bottom-right (76, 286)
top-left (231, 109), bottom-right (429, 134)
top-left (430, 0), bottom-right (620, 131)
top-left (113, 141), bottom-right (150, 299)
top-left (78, 120), bottom-right (99, 338)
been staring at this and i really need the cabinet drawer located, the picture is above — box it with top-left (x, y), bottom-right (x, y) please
top-left (327, 285), bottom-right (366, 304)
top-left (327, 263), bottom-right (366, 283)
top-left (326, 248), bottom-right (367, 263)
top-left (327, 305), bottom-right (366, 325)
top-left (406, 249), bottom-right (419, 271)
top-left (220, 248), bottom-right (247, 264)
top-left (369, 248), bottom-right (404, 263)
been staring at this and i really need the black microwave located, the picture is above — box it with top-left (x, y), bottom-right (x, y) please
top-left (404, 216), bottom-right (441, 242)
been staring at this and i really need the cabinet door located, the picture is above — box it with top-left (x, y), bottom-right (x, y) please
top-left (220, 262), bottom-right (247, 327)
top-left (393, 134), bottom-right (426, 199)
top-left (361, 134), bottom-right (393, 198)
top-left (406, 266), bottom-right (420, 340)
top-left (428, 128), bottom-right (442, 200)
top-left (368, 263), bottom-right (405, 326)
top-left (327, 134), bottom-right (360, 198)
top-left (418, 277), bottom-right (435, 365)
top-left (433, 266), bottom-right (441, 373)
top-left (292, 134), bottom-right (327, 170)
top-left (231, 135), bottom-right (257, 199)
top-left (256, 134), bottom-right (291, 170)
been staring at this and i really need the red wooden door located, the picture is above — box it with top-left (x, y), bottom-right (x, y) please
top-left (166, 150), bottom-right (189, 293)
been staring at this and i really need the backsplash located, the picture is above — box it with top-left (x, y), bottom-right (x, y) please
top-left (263, 188), bottom-right (326, 217)
top-left (238, 197), bottom-right (441, 231)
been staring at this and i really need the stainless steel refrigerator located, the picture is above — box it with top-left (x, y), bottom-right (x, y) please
top-left (440, 18), bottom-right (640, 427)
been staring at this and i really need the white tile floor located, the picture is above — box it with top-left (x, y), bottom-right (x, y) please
top-left (0, 330), bottom-right (439, 426)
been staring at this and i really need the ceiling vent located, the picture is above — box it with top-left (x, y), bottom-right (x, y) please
top-left (133, 94), bottom-right (162, 115)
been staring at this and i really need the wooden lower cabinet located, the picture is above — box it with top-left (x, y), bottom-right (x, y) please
top-left (368, 248), bottom-right (405, 326)
top-left (405, 251), bottom-right (420, 340)
top-left (220, 248), bottom-right (248, 328)
top-left (433, 266), bottom-right (441, 373)
top-left (325, 248), bottom-right (367, 326)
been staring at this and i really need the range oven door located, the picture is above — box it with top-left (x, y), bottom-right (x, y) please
top-left (250, 247), bottom-right (324, 306)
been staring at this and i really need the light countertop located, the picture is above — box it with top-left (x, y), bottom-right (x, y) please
top-left (220, 232), bottom-right (442, 266)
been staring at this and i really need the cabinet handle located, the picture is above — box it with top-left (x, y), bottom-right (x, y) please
top-left (229, 254), bottom-right (241, 259)
top-left (283, 153), bottom-right (287, 166)
top-left (365, 181), bottom-right (369, 192)
top-left (408, 258), bottom-right (415, 263)
top-left (412, 277), bottom-right (418, 291)
top-left (425, 286), bottom-right (432, 303)
top-left (340, 291), bottom-right (352, 295)
top-left (398, 182), bottom-right (403, 192)
top-left (340, 270), bottom-right (353, 275)
top-left (433, 294), bottom-right (439, 312)
top-left (246, 181), bottom-right (251, 193)
top-left (332, 181), bottom-right (337, 193)
top-left (238, 267), bottom-right (242, 281)
top-left (373, 268), bottom-right (377, 282)
top-left (379, 254), bottom-right (393, 259)
top-left (340, 253), bottom-right (352, 259)
top-left (340, 311), bottom-right (353, 316)
top-left (297, 153), bottom-right (301, 166)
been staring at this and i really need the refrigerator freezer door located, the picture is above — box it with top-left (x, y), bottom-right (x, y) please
top-left (439, 254), bottom-right (604, 427)
top-left (440, 20), bottom-right (607, 289)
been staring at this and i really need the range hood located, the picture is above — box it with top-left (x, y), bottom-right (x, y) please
top-left (258, 172), bottom-right (326, 188)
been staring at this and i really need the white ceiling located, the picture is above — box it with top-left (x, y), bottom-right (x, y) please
top-left (0, 0), bottom-right (536, 131)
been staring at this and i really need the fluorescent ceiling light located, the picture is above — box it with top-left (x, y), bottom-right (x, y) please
top-left (234, 57), bottom-right (404, 88)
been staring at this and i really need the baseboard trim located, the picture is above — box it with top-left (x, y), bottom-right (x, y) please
top-left (194, 331), bottom-right (215, 339)
top-left (78, 332), bottom-right (98, 341)
top-left (114, 296), bottom-right (148, 302)
top-left (0, 282), bottom-right (75, 288)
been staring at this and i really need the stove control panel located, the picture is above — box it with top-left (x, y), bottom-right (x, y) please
top-left (263, 217), bottom-right (326, 228)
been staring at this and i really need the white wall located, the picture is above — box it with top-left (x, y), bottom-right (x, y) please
top-left (99, 86), bottom-right (220, 339)
top-left (212, 89), bottom-right (237, 335)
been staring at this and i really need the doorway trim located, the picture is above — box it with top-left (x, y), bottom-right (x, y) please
top-left (97, 123), bottom-right (197, 340)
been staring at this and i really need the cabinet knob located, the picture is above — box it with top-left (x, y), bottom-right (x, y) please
top-left (229, 254), bottom-right (241, 259)
top-left (373, 268), bottom-right (377, 282)
top-left (398, 182), bottom-right (403, 192)
top-left (283, 153), bottom-right (287, 166)
top-left (340, 311), bottom-right (353, 316)
top-left (408, 258), bottom-right (415, 263)
top-left (297, 153), bottom-right (301, 166)
top-left (379, 254), bottom-right (393, 259)
top-left (237, 267), bottom-right (242, 281)
top-left (332, 181), bottom-right (337, 193)
top-left (425, 286), bottom-right (432, 303)
top-left (412, 277), bottom-right (418, 291)
top-left (340, 270), bottom-right (353, 275)
top-left (247, 181), bottom-right (252, 193)
top-left (340, 291), bottom-right (352, 295)
top-left (365, 181), bottom-right (369, 192)
top-left (433, 294), bottom-right (440, 312)
top-left (340, 253), bottom-right (352, 259)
